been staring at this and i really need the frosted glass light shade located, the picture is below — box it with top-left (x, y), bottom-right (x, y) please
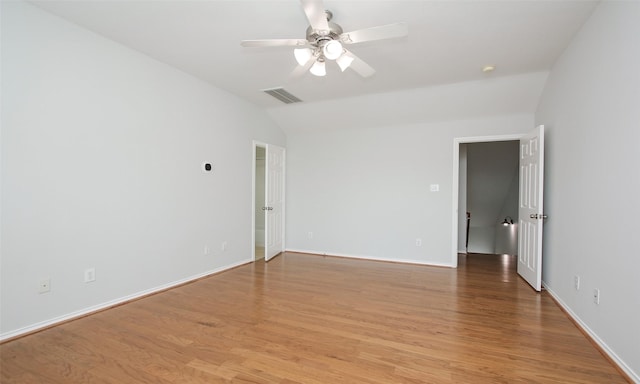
top-left (336, 54), bottom-right (354, 71)
top-left (323, 40), bottom-right (343, 60)
top-left (309, 60), bottom-right (326, 76)
top-left (294, 48), bottom-right (313, 66)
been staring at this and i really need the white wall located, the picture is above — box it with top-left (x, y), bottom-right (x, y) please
top-left (466, 226), bottom-right (496, 254)
top-left (279, 70), bottom-right (546, 266)
top-left (494, 224), bottom-right (517, 255)
top-left (536, 1), bottom-right (640, 380)
top-left (286, 114), bottom-right (533, 266)
top-left (0, 1), bottom-right (285, 338)
top-left (494, 171), bottom-right (519, 255)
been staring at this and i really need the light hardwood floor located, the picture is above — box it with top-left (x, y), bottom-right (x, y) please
top-left (0, 253), bottom-right (629, 383)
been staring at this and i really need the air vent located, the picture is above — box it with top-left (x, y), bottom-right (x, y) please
top-left (262, 88), bottom-right (302, 104)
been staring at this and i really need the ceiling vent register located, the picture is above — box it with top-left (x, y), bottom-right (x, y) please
top-left (262, 88), bottom-right (303, 104)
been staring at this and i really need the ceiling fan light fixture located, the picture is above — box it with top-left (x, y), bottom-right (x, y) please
top-left (336, 53), bottom-right (354, 71)
top-left (322, 40), bottom-right (343, 60)
top-left (294, 48), bottom-right (313, 66)
top-left (309, 60), bottom-right (326, 76)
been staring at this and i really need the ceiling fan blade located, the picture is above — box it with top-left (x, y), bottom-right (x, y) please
top-left (240, 39), bottom-right (309, 48)
top-left (343, 50), bottom-right (375, 78)
top-left (300, 0), bottom-right (329, 31)
top-left (340, 22), bottom-right (408, 45)
top-left (241, 39), bottom-right (308, 48)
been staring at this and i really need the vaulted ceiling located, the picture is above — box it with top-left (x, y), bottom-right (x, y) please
top-left (31, 0), bottom-right (598, 108)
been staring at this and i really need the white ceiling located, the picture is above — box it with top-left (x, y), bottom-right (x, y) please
top-left (31, 0), bottom-right (598, 108)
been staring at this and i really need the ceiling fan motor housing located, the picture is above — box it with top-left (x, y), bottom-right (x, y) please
top-left (305, 21), bottom-right (343, 48)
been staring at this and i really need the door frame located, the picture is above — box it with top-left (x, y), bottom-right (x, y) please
top-left (251, 141), bottom-right (267, 262)
top-left (251, 140), bottom-right (286, 261)
top-left (251, 140), bottom-right (267, 262)
top-left (451, 133), bottom-right (526, 268)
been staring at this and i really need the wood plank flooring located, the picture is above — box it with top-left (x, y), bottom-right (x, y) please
top-left (0, 252), bottom-right (629, 383)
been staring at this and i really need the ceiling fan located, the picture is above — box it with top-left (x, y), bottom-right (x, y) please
top-left (240, 0), bottom-right (408, 78)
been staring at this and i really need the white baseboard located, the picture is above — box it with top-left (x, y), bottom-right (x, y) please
top-left (285, 248), bottom-right (455, 268)
top-left (542, 282), bottom-right (639, 383)
top-left (0, 258), bottom-right (253, 342)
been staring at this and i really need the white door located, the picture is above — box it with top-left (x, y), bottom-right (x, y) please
top-left (517, 125), bottom-right (545, 291)
top-left (265, 144), bottom-right (285, 261)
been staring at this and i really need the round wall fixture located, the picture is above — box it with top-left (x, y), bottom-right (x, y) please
top-left (203, 162), bottom-right (213, 172)
top-left (482, 65), bottom-right (496, 73)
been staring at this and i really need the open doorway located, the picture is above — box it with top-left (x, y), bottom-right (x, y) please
top-left (453, 128), bottom-right (545, 290)
top-left (463, 141), bottom-right (519, 256)
top-left (451, 133), bottom-right (525, 267)
top-left (252, 141), bottom-right (286, 262)
top-left (254, 145), bottom-right (266, 260)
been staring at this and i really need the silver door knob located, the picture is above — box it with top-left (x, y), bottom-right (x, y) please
top-left (530, 214), bottom-right (538, 219)
top-left (530, 214), bottom-right (548, 219)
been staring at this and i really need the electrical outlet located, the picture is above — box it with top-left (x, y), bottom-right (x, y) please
top-left (593, 288), bottom-right (600, 304)
top-left (39, 278), bottom-right (51, 293)
top-left (308, 232), bottom-right (313, 239)
top-left (204, 245), bottom-right (210, 255)
top-left (221, 241), bottom-right (228, 252)
top-left (84, 268), bottom-right (96, 283)
top-left (574, 275), bottom-right (580, 290)
top-left (415, 238), bottom-right (422, 247)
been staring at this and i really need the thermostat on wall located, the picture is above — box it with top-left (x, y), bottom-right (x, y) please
top-left (202, 162), bottom-right (213, 172)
